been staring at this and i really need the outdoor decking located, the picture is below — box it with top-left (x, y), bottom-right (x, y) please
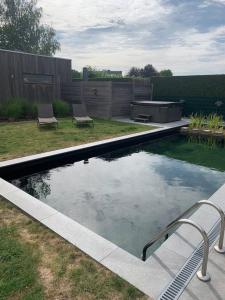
top-left (112, 116), bottom-right (189, 129)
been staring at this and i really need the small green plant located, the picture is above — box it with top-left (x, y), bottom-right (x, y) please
top-left (189, 114), bottom-right (195, 129)
top-left (207, 114), bottom-right (223, 131)
top-left (5, 99), bottom-right (24, 119)
top-left (189, 113), bottom-right (224, 132)
top-left (0, 98), bottom-right (38, 120)
top-left (53, 99), bottom-right (70, 117)
top-left (22, 100), bottom-right (38, 118)
top-left (189, 113), bottom-right (205, 129)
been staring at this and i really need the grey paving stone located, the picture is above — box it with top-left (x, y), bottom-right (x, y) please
top-left (1, 182), bottom-right (58, 221)
top-left (42, 211), bottom-right (118, 262)
top-left (101, 247), bottom-right (156, 298)
top-left (180, 239), bottom-right (225, 300)
top-left (0, 178), bottom-right (18, 197)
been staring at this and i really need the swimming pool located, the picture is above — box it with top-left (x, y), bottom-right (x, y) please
top-left (11, 135), bottom-right (225, 258)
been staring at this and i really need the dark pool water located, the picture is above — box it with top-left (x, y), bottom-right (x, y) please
top-left (12, 135), bottom-right (225, 258)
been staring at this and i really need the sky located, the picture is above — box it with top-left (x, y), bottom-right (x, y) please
top-left (38, 0), bottom-right (225, 75)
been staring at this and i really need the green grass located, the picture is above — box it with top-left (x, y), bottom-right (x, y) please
top-left (0, 118), bottom-right (151, 298)
top-left (0, 226), bottom-right (44, 300)
top-left (0, 199), bottom-right (148, 300)
top-left (0, 118), bottom-right (153, 161)
top-left (70, 259), bottom-right (143, 299)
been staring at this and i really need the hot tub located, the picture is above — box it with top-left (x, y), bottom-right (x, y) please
top-left (131, 101), bottom-right (182, 123)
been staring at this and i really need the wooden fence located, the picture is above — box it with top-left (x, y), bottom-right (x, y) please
top-left (0, 49), bottom-right (72, 103)
top-left (61, 79), bottom-right (153, 118)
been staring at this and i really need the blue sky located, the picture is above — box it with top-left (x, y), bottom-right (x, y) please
top-left (39, 0), bottom-right (225, 75)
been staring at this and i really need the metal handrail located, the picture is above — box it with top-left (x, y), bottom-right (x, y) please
top-left (198, 200), bottom-right (225, 254)
top-left (142, 200), bottom-right (225, 261)
top-left (142, 218), bottom-right (211, 282)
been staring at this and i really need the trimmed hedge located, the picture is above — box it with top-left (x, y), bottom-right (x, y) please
top-left (152, 75), bottom-right (225, 117)
top-left (72, 77), bottom-right (151, 82)
top-left (152, 75), bottom-right (225, 98)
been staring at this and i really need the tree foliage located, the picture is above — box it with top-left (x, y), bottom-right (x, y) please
top-left (159, 69), bottom-right (173, 77)
top-left (72, 69), bottom-right (81, 79)
top-left (0, 0), bottom-right (60, 55)
top-left (142, 64), bottom-right (159, 77)
top-left (85, 66), bottom-right (123, 79)
top-left (127, 64), bottom-right (159, 78)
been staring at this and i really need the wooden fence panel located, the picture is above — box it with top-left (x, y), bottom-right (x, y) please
top-left (112, 81), bottom-right (133, 116)
top-left (0, 49), bottom-right (71, 103)
top-left (62, 79), bottom-right (153, 118)
top-left (61, 82), bottom-right (82, 103)
top-left (83, 81), bottom-right (112, 118)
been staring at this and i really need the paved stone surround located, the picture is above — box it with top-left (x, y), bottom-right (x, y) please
top-left (1, 121), bottom-right (224, 299)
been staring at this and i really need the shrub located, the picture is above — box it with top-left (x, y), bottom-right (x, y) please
top-left (22, 101), bottom-right (37, 119)
top-left (0, 103), bottom-right (7, 119)
top-left (53, 99), bottom-right (70, 117)
top-left (5, 99), bottom-right (24, 119)
top-left (0, 98), bottom-right (38, 120)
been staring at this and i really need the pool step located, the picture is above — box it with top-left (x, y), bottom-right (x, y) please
top-left (135, 114), bottom-right (152, 123)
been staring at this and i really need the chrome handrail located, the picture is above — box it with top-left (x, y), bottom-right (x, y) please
top-left (142, 218), bottom-right (211, 282)
top-left (198, 200), bottom-right (225, 254)
top-left (142, 200), bottom-right (225, 261)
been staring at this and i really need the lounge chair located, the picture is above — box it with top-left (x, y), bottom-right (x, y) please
top-left (72, 103), bottom-right (94, 127)
top-left (37, 104), bottom-right (58, 127)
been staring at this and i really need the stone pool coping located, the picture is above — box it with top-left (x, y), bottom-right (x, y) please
top-left (1, 177), bottom-right (224, 299)
top-left (2, 121), bottom-right (224, 299)
top-left (0, 123), bottom-right (186, 178)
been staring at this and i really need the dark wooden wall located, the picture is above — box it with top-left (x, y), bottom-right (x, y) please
top-left (111, 81), bottom-right (133, 117)
top-left (83, 81), bottom-right (112, 118)
top-left (61, 81), bottom-right (82, 103)
top-left (62, 79), bottom-right (153, 118)
top-left (0, 49), bottom-right (72, 103)
top-left (62, 81), bottom-right (112, 118)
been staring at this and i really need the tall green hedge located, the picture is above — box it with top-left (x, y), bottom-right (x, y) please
top-left (151, 75), bottom-right (225, 117)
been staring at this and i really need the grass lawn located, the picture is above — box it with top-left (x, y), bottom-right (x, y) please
top-left (0, 118), bottom-right (152, 299)
top-left (0, 198), bottom-right (147, 300)
top-left (0, 118), bottom-right (153, 161)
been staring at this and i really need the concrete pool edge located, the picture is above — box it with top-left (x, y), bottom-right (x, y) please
top-left (1, 177), bottom-right (225, 299)
top-left (0, 122), bottom-right (188, 178)
top-left (0, 177), bottom-right (157, 297)
top-left (2, 120), bottom-right (224, 299)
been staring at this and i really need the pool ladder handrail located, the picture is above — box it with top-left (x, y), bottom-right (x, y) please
top-left (142, 200), bottom-right (225, 282)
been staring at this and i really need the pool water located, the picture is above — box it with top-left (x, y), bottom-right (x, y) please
top-left (12, 135), bottom-right (225, 258)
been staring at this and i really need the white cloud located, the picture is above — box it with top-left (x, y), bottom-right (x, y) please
top-left (203, 0), bottom-right (225, 5)
top-left (39, 0), bottom-right (171, 30)
top-left (38, 0), bottom-right (225, 75)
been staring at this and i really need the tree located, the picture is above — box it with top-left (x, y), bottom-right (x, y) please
top-left (142, 64), bottom-right (159, 77)
top-left (127, 64), bottom-right (159, 78)
top-left (127, 67), bottom-right (142, 77)
top-left (0, 0), bottom-right (60, 55)
top-left (160, 69), bottom-right (173, 77)
top-left (72, 69), bottom-right (81, 79)
top-left (85, 66), bottom-right (102, 79)
top-left (84, 66), bottom-right (123, 79)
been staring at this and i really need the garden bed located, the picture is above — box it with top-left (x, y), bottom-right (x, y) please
top-left (181, 113), bottom-right (225, 141)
